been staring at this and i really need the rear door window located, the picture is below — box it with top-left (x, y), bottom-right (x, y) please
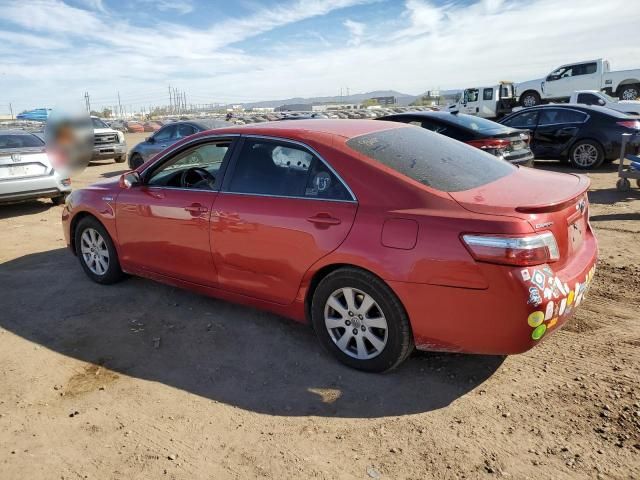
top-left (346, 126), bottom-right (514, 192)
top-left (502, 111), bottom-right (539, 128)
top-left (539, 109), bottom-right (587, 125)
top-left (225, 139), bottom-right (352, 200)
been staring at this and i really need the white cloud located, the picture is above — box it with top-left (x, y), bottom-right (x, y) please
top-left (1, 0), bottom-right (639, 113)
top-left (344, 19), bottom-right (365, 46)
top-left (139, 0), bottom-right (194, 15)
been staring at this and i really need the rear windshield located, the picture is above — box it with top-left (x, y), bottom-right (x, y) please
top-left (346, 126), bottom-right (515, 192)
top-left (0, 133), bottom-right (45, 149)
top-left (440, 113), bottom-right (507, 132)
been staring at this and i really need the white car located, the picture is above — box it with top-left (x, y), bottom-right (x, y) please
top-left (517, 59), bottom-right (640, 107)
top-left (0, 129), bottom-right (71, 204)
top-left (569, 90), bottom-right (640, 116)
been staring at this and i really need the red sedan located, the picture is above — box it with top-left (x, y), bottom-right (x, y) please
top-left (62, 120), bottom-right (598, 372)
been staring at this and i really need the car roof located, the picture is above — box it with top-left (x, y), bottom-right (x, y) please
top-left (514, 103), bottom-right (632, 118)
top-left (0, 129), bottom-right (39, 136)
top-left (195, 119), bottom-right (405, 140)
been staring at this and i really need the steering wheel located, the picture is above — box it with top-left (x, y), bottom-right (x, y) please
top-left (180, 167), bottom-right (215, 189)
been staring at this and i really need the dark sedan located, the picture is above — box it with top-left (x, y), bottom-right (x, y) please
top-left (379, 111), bottom-right (534, 166)
top-left (127, 119), bottom-right (229, 169)
top-left (500, 105), bottom-right (640, 169)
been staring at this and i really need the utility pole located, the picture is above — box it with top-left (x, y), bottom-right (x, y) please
top-left (168, 85), bottom-right (173, 114)
top-left (117, 92), bottom-right (123, 118)
top-left (9, 103), bottom-right (13, 120)
top-left (84, 91), bottom-right (91, 113)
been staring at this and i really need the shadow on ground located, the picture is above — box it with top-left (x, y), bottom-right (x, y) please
top-left (0, 199), bottom-right (57, 219)
top-left (0, 248), bottom-right (504, 418)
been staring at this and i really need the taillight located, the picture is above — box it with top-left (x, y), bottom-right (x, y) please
top-left (466, 138), bottom-right (511, 150)
top-left (617, 120), bottom-right (640, 130)
top-left (461, 232), bottom-right (560, 266)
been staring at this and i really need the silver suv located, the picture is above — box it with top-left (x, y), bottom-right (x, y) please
top-left (0, 130), bottom-right (72, 204)
top-left (91, 116), bottom-right (127, 163)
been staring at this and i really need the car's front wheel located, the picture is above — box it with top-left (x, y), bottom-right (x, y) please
top-left (74, 217), bottom-right (125, 284)
top-left (569, 140), bottom-right (604, 169)
top-left (129, 153), bottom-right (144, 169)
top-left (311, 268), bottom-right (413, 372)
top-left (114, 155), bottom-right (126, 163)
top-left (520, 91), bottom-right (541, 107)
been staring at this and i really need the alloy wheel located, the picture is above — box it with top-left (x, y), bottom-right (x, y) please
top-left (80, 228), bottom-right (110, 275)
top-left (522, 95), bottom-right (537, 107)
top-left (572, 143), bottom-right (599, 167)
top-left (621, 87), bottom-right (639, 101)
top-left (324, 287), bottom-right (388, 360)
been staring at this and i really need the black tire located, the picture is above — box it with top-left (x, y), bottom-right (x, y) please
top-left (114, 155), bottom-right (126, 163)
top-left (128, 153), bottom-right (144, 170)
top-left (520, 91), bottom-right (541, 107)
top-left (569, 140), bottom-right (604, 170)
top-left (311, 267), bottom-right (414, 372)
top-left (618, 84), bottom-right (640, 101)
top-left (51, 193), bottom-right (69, 205)
top-left (74, 216), bottom-right (125, 285)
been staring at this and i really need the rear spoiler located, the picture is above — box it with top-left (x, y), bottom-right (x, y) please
top-left (515, 174), bottom-right (590, 213)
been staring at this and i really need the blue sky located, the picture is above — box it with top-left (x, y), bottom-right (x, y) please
top-left (1, 0), bottom-right (639, 114)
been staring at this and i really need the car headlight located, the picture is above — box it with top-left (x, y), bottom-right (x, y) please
top-left (117, 131), bottom-right (125, 143)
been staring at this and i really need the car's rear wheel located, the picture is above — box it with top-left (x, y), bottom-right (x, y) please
top-left (311, 268), bottom-right (413, 372)
top-left (569, 140), bottom-right (604, 169)
top-left (520, 91), bottom-right (541, 107)
top-left (74, 217), bottom-right (125, 284)
top-left (129, 153), bottom-right (144, 169)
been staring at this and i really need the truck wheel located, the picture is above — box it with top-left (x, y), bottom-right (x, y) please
top-left (520, 91), bottom-right (541, 107)
top-left (114, 155), bottom-right (126, 163)
top-left (618, 84), bottom-right (640, 101)
top-left (51, 193), bottom-right (69, 206)
top-left (569, 140), bottom-right (604, 170)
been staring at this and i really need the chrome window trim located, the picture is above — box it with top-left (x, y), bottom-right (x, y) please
top-left (225, 134), bottom-right (358, 203)
top-left (221, 190), bottom-right (357, 204)
top-left (536, 107), bottom-right (590, 127)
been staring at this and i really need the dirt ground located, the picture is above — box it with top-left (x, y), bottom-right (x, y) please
top-left (0, 132), bottom-right (638, 480)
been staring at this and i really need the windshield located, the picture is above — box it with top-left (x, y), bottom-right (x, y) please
top-left (346, 126), bottom-right (515, 192)
top-left (91, 117), bottom-right (109, 129)
top-left (0, 133), bottom-right (45, 149)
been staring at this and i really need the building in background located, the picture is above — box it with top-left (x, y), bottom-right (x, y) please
top-left (371, 96), bottom-right (396, 106)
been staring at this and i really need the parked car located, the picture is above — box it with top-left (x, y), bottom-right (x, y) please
top-left (62, 120), bottom-right (598, 372)
top-left (380, 111), bottom-right (534, 166)
top-left (126, 121), bottom-right (145, 133)
top-left (569, 90), bottom-right (640, 116)
top-left (516, 58), bottom-right (640, 107)
top-left (0, 129), bottom-right (71, 204)
top-left (91, 116), bottom-right (127, 163)
top-left (127, 119), bottom-right (228, 169)
top-left (447, 81), bottom-right (517, 118)
top-left (500, 104), bottom-right (640, 169)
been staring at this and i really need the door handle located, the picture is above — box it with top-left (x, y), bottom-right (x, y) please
top-left (307, 213), bottom-right (341, 226)
top-left (184, 203), bottom-right (209, 215)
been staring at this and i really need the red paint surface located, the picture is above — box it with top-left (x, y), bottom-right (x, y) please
top-left (62, 120), bottom-right (598, 355)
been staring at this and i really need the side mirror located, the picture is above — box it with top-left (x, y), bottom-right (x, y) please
top-left (146, 136), bottom-right (155, 143)
top-left (120, 171), bottom-right (141, 189)
top-left (598, 99), bottom-right (606, 106)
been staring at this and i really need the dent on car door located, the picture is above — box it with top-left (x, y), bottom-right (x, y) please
top-left (116, 138), bottom-right (235, 286)
top-left (211, 137), bottom-right (357, 305)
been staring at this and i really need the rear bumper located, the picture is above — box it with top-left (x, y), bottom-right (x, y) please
top-left (504, 151), bottom-right (535, 167)
top-left (390, 231), bottom-right (598, 355)
top-left (0, 172), bottom-right (71, 203)
top-left (92, 143), bottom-right (126, 160)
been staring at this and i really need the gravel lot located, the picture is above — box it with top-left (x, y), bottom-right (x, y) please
top-left (0, 132), bottom-right (638, 479)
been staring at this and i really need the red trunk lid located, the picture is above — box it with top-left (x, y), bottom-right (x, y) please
top-left (449, 168), bottom-right (591, 267)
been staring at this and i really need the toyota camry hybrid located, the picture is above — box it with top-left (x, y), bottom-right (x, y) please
top-left (62, 120), bottom-right (598, 372)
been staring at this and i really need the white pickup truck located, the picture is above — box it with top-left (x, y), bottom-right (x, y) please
top-left (569, 90), bottom-right (640, 115)
top-left (447, 82), bottom-right (517, 119)
top-left (516, 59), bottom-right (640, 107)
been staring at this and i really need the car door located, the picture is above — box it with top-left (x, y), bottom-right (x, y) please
top-left (145, 124), bottom-right (177, 159)
top-left (545, 63), bottom-right (598, 98)
top-left (532, 108), bottom-right (586, 157)
top-left (211, 136), bottom-right (357, 305)
top-left (116, 138), bottom-right (235, 286)
top-left (480, 88), bottom-right (496, 117)
top-left (462, 89), bottom-right (480, 115)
